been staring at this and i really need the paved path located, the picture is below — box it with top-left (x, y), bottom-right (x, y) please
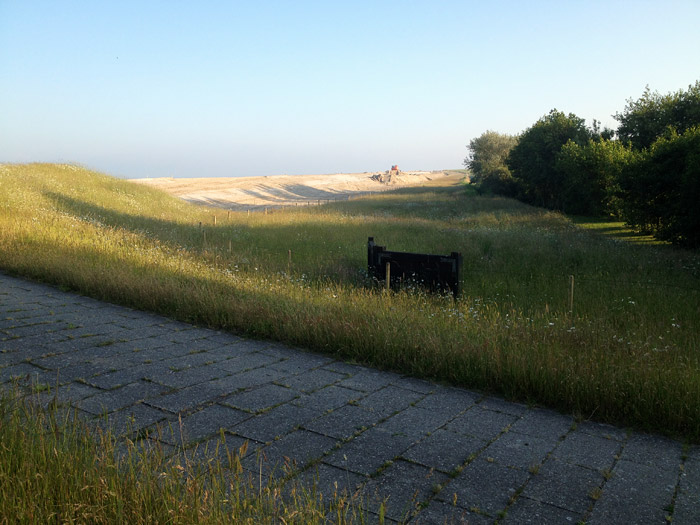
top-left (1, 272), bottom-right (697, 524)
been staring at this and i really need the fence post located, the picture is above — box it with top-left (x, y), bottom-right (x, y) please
top-left (385, 262), bottom-right (391, 292)
top-left (569, 275), bottom-right (575, 313)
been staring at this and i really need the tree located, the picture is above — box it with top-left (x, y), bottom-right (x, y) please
top-left (619, 127), bottom-right (700, 247)
top-left (615, 81), bottom-right (700, 150)
top-left (507, 109), bottom-right (593, 211)
top-left (556, 139), bottom-right (635, 216)
top-left (464, 131), bottom-right (519, 196)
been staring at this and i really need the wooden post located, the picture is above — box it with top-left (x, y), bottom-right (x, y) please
top-left (385, 262), bottom-right (391, 291)
top-left (214, 215), bottom-right (217, 225)
top-left (569, 275), bottom-right (575, 313)
top-left (288, 249), bottom-right (291, 272)
top-left (247, 209), bottom-right (250, 217)
top-left (227, 210), bottom-right (230, 220)
top-left (198, 221), bottom-right (202, 229)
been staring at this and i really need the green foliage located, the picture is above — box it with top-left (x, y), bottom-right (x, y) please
top-left (507, 109), bottom-right (593, 211)
top-left (615, 81), bottom-right (700, 150)
top-left (465, 131), bottom-right (519, 196)
top-left (556, 138), bottom-right (637, 216)
top-left (619, 127), bottom-right (700, 247)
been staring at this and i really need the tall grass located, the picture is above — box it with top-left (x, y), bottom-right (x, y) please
top-left (0, 386), bottom-right (363, 524)
top-left (1, 163), bottom-right (699, 441)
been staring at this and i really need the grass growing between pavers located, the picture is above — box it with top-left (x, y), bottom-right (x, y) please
top-left (1, 163), bottom-right (699, 441)
top-left (0, 386), bottom-right (366, 524)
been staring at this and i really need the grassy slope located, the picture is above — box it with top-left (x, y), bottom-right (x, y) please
top-left (1, 163), bottom-right (699, 441)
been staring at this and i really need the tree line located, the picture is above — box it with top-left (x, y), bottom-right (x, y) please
top-left (465, 81), bottom-right (700, 247)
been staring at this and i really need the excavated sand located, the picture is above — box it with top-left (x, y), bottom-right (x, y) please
top-left (131, 170), bottom-right (452, 210)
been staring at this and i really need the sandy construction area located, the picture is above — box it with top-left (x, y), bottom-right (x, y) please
top-left (131, 170), bottom-right (457, 210)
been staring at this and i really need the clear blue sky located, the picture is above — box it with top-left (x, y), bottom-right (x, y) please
top-left (2, 1), bottom-right (699, 179)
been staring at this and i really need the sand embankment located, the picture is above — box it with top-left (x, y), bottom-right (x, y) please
top-left (131, 170), bottom-right (458, 210)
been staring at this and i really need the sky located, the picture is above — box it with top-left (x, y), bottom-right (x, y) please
top-left (1, 1), bottom-right (699, 179)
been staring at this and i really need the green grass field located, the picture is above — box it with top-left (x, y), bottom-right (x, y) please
top-left (1, 163), bottom-right (699, 441)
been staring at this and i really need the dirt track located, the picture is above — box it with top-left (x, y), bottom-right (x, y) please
top-left (131, 170), bottom-right (456, 210)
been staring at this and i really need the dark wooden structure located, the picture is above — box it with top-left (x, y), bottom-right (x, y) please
top-left (367, 237), bottom-right (462, 298)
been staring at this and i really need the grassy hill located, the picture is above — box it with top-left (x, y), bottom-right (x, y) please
top-left (1, 163), bottom-right (699, 440)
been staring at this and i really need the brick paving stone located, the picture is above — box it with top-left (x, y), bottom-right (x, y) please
top-left (574, 419), bottom-right (628, 442)
top-left (95, 402), bottom-right (172, 438)
top-left (413, 385), bottom-right (479, 417)
top-left (438, 458), bottom-right (530, 518)
top-left (320, 361), bottom-right (366, 376)
top-left (291, 384), bottom-right (363, 412)
top-left (508, 408), bottom-right (574, 440)
top-left (158, 351), bottom-right (223, 370)
top-left (1, 332), bottom-right (74, 353)
top-left (46, 361), bottom-right (117, 384)
top-left (674, 458), bottom-right (700, 524)
top-left (522, 457), bottom-right (602, 514)
top-left (84, 365), bottom-right (157, 390)
top-left (586, 459), bottom-right (677, 525)
top-left (500, 496), bottom-right (583, 524)
top-left (277, 368), bottom-right (346, 393)
top-left (302, 404), bottom-right (382, 440)
top-left (166, 403), bottom-right (251, 444)
top-left (221, 383), bottom-right (299, 412)
top-left (145, 382), bottom-right (221, 414)
top-left (618, 432), bottom-right (684, 470)
top-left (324, 427), bottom-right (415, 476)
top-left (357, 385), bottom-right (424, 418)
top-left (392, 376), bottom-right (435, 394)
top-left (0, 362), bottom-right (53, 385)
top-left (482, 431), bottom-right (556, 471)
top-left (232, 402), bottom-right (318, 443)
top-left (0, 348), bottom-right (40, 367)
top-left (446, 407), bottom-right (518, 440)
top-left (401, 429), bottom-right (488, 473)
top-left (148, 364), bottom-right (228, 389)
top-left (338, 367), bottom-right (400, 393)
top-left (377, 406), bottom-right (455, 438)
top-left (410, 500), bottom-right (491, 525)
top-left (361, 460), bottom-right (449, 522)
top-left (208, 366), bottom-right (287, 392)
top-left (242, 429), bottom-right (338, 477)
top-left (477, 396), bottom-right (528, 416)
top-left (267, 354), bottom-right (336, 375)
top-left (78, 380), bottom-right (170, 415)
top-left (214, 352), bottom-right (283, 374)
top-left (31, 381), bottom-right (102, 409)
top-left (551, 431), bottom-right (622, 471)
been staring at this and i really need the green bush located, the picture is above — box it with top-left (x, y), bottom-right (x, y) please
top-left (507, 109), bottom-right (592, 211)
top-left (556, 138), bottom-right (637, 216)
top-left (464, 131), bottom-right (519, 196)
top-left (620, 127), bottom-right (700, 247)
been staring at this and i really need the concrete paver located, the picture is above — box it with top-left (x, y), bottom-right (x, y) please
top-left (0, 272), bottom-right (693, 524)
